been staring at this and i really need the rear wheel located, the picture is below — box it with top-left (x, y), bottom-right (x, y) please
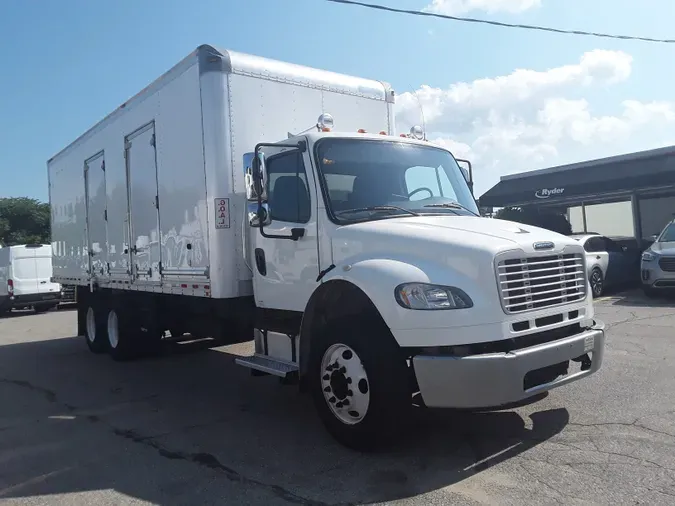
top-left (83, 303), bottom-right (107, 354)
top-left (105, 305), bottom-right (162, 361)
top-left (309, 318), bottom-right (411, 451)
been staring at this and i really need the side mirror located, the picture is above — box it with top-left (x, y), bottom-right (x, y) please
top-left (621, 245), bottom-right (628, 252)
top-left (248, 202), bottom-right (271, 227)
top-left (244, 151), bottom-right (268, 202)
top-left (650, 234), bottom-right (659, 242)
top-left (456, 158), bottom-right (474, 196)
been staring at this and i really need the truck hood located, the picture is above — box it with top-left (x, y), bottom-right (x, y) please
top-left (331, 215), bottom-right (578, 263)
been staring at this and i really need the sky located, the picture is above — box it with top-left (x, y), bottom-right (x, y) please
top-left (2, 0), bottom-right (675, 201)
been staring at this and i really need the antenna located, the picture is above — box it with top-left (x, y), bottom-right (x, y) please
top-left (409, 83), bottom-right (427, 140)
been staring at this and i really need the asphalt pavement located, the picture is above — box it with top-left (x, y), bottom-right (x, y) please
top-left (0, 291), bottom-right (674, 505)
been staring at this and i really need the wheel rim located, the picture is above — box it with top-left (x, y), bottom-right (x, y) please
top-left (591, 271), bottom-right (602, 296)
top-left (320, 343), bottom-right (370, 425)
top-left (107, 310), bottom-right (120, 349)
top-left (86, 307), bottom-right (96, 343)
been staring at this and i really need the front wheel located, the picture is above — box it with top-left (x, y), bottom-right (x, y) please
top-left (309, 319), bottom-right (411, 451)
top-left (590, 268), bottom-right (604, 298)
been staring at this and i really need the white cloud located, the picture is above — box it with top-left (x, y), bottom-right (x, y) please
top-left (394, 49), bottom-right (675, 196)
top-left (425, 0), bottom-right (541, 16)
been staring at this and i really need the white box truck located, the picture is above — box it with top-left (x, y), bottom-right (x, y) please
top-left (0, 244), bottom-right (62, 315)
top-left (48, 45), bottom-right (605, 450)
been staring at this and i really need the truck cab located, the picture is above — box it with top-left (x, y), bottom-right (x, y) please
top-left (238, 114), bottom-right (606, 449)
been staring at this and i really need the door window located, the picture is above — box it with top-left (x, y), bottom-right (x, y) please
top-left (584, 237), bottom-right (606, 253)
top-left (267, 151), bottom-right (311, 224)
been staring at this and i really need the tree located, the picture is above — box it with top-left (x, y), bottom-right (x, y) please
top-left (0, 197), bottom-right (51, 246)
top-left (495, 206), bottom-right (572, 236)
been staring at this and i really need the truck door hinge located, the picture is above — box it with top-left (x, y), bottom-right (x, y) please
top-left (101, 160), bottom-right (106, 171)
top-left (155, 195), bottom-right (159, 209)
top-left (104, 209), bottom-right (108, 221)
top-left (158, 262), bottom-right (163, 273)
top-left (150, 134), bottom-right (156, 147)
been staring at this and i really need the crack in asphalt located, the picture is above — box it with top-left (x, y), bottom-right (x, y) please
top-left (0, 376), bottom-right (330, 506)
top-left (517, 461), bottom-right (565, 504)
top-left (568, 420), bottom-right (675, 441)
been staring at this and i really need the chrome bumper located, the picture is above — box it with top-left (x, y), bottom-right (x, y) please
top-left (412, 321), bottom-right (605, 409)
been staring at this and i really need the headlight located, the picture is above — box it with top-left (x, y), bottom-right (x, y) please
top-left (395, 283), bottom-right (473, 310)
top-left (642, 251), bottom-right (656, 262)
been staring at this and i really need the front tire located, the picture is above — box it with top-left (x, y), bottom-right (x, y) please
top-left (590, 268), bottom-right (604, 298)
top-left (309, 318), bottom-right (411, 451)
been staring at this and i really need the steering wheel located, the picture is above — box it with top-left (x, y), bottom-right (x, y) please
top-left (408, 187), bottom-right (434, 199)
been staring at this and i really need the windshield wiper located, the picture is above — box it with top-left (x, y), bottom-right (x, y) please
top-left (423, 202), bottom-right (479, 217)
top-left (337, 205), bottom-right (420, 217)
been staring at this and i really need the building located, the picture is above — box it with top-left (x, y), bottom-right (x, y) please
top-left (479, 145), bottom-right (675, 249)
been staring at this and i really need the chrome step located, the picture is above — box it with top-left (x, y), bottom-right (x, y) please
top-left (235, 354), bottom-right (299, 378)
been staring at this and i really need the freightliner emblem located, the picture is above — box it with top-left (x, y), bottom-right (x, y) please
top-left (533, 241), bottom-right (555, 250)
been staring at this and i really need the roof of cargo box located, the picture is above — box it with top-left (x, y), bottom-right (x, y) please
top-left (48, 45), bottom-right (394, 164)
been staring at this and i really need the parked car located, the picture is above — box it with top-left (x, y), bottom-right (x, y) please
top-left (0, 244), bottom-right (62, 315)
top-left (640, 219), bottom-right (675, 296)
top-left (570, 234), bottom-right (638, 297)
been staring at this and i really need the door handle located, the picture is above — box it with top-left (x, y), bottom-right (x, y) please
top-left (596, 256), bottom-right (601, 259)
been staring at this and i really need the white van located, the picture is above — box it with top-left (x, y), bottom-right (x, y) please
top-left (0, 244), bottom-right (62, 315)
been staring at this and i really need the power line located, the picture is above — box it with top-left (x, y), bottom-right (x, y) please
top-left (323, 0), bottom-right (675, 44)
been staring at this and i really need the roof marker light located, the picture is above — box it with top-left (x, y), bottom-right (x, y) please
top-left (410, 125), bottom-right (425, 140)
top-left (379, 131), bottom-right (387, 135)
top-left (358, 129), bottom-right (367, 133)
top-left (317, 113), bottom-right (334, 132)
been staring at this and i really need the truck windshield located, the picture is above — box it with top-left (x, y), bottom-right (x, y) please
top-left (314, 138), bottom-right (479, 223)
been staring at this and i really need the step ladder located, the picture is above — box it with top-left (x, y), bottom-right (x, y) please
top-left (235, 354), bottom-right (299, 379)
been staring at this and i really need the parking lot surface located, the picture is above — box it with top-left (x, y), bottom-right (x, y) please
top-left (1, 292), bottom-right (674, 505)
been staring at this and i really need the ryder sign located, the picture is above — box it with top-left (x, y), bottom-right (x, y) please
top-left (535, 187), bottom-right (565, 199)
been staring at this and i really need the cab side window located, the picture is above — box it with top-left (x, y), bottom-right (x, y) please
top-left (266, 151), bottom-right (311, 224)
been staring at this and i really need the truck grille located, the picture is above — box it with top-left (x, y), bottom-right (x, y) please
top-left (658, 256), bottom-right (675, 272)
top-left (497, 253), bottom-right (586, 314)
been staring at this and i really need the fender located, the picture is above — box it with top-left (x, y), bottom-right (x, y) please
top-left (297, 254), bottom-right (500, 379)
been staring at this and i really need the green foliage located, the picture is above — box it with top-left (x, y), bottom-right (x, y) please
top-left (0, 197), bottom-right (51, 247)
top-left (495, 206), bottom-right (572, 236)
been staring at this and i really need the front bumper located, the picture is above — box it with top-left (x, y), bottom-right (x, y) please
top-left (641, 262), bottom-right (675, 289)
top-left (412, 321), bottom-right (605, 409)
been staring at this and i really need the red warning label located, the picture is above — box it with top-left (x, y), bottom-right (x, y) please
top-left (214, 198), bottom-right (230, 229)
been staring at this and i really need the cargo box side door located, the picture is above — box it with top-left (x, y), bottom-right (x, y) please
top-left (84, 151), bottom-right (109, 281)
top-left (125, 122), bottom-right (162, 283)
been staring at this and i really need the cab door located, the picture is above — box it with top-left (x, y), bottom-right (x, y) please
top-left (247, 146), bottom-right (320, 313)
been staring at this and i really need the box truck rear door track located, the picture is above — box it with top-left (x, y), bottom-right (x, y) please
top-left (84, 151), bottom-right (109, 281)
top-left (125, 122), bottom-right (162, 283)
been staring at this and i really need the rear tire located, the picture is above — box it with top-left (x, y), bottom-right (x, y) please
top-left (309, 317), bottom-right (412, 451)
top-left (83, 303), bottom-right (107, 354)
top-left (106, 303), bottom-right (163, 361)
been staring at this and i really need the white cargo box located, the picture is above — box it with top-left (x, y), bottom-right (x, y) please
top-left (48, 45), bottom-right (394, 300)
